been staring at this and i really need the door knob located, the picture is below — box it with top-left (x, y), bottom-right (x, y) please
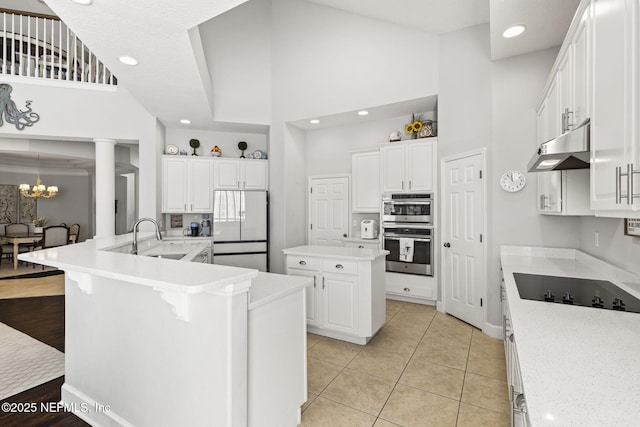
top-left (443, 242), bottom-right (451, 248)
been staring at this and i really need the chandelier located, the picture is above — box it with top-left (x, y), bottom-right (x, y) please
top-left (18, 154), bottom-right (59, 199)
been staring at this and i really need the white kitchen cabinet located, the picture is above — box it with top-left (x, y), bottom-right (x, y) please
top-left (286, 267), bottom-right (319, 327)
top-left (343, 240), bottom-right (380, 250)
top-left (540, 75), bottom-right (561, 141)
top-left (501, 278), bottom-right (530, 426)
top-left (591, 0), bottom-right (640, 214)
top-left (535, 8), bottom-right (593, 218)
top-left (571, 7), bottom-right (590, 128)
top-left (537, 170), bottom-right (592, 215)
top-left (381, 139), bottom-right (436, 193)
top-left (385, 271), bottom-right (437, 301)
top-left (162, 156), bottom-right (213, 213)
top-left (351, 151), bottom-right (380, 212)
top-left (213, 158), bottom-right (268, 190)
top-left (322, 272), bottom-right (358, 335)
top-left (537, 172), bottom-right (562, 214)
top-left (283, 246), bottom-right (387, 345)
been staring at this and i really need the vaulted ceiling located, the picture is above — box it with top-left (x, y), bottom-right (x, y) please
top-left (12, 0), bottom-right (580, 132)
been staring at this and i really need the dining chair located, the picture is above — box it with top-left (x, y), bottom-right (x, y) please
top-left (39, 226), bottom-right (70, 249)
top-left (5, 223), bottom-right (33, 265)
top-left (34, 225), bottom-right (70, 269)
top-left (69, 223), bottom-right (80, 243)
top-left (5, 223), bottom-right (29, 235)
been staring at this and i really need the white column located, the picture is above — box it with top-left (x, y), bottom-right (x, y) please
top-left (94, 138), bottom-right (117, 238)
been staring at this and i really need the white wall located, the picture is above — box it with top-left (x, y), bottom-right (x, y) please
top-left (490, 47), bottom-right (582, 325)
top-left (198, 0), bottom-right (272, 125)
top-left (0, 169), bottom-right (92, 242)
top-left (268, 0), bottom-right (441, 272)
top-left (304, 113), bottom-right (437, 176)
top-left (579, 217), bottom-right (640, 276)
top-left (271, 0), bottom-right (439, 122)
top-left (0, 81), bottom-right (160, 226)
top-left (438, 24), bottom-right (582, 327)
top-left (165, 127), bottom-right (267, 158)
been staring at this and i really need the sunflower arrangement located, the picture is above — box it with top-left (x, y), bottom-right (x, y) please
top-left (404, 114), bottom-right (424, 138)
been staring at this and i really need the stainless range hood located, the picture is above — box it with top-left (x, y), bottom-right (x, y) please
top-left (527, 119), bottom-right (590, 172)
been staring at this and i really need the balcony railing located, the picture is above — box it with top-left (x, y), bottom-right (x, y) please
top-left (0, 9), bottom-right (116, 86)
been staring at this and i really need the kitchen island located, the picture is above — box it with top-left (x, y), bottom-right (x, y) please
top-left (500, 246), bottom-right (640, 426)
top-left (19, 233), bottom-right (311, 427)
top-left (283, 245), bottom-right (389, 345)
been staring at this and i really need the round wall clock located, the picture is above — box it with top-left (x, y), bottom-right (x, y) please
top-left (500, 171), bottom-right (526, 192)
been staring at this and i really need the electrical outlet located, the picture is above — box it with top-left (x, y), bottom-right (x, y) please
top-left (594, 231), bottom-right (599, 247)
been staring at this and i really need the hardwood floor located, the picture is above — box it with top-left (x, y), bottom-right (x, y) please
top-left (0, 295), bottom-right (65, 352)
top-left (0, 294), bottom-right (89, 426)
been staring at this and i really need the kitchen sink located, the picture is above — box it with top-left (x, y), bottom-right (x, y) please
top-left (146, 253), bottom-right (187, 260)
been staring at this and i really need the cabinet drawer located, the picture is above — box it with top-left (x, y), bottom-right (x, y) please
top-left (321, 259), bottom-right (358, 275)
top-left (386, 282), bottom-right (434, 299)
top-left (343, 241), bottom-right (380, 250)
top-left (286, 256), bottom-right (319, 271)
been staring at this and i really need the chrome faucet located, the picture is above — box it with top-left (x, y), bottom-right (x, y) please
top-left (131, 217), bottom-right (163, 255)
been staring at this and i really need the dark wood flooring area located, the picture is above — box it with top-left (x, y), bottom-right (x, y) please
top-left (0, 296), bottom-right (89, 426)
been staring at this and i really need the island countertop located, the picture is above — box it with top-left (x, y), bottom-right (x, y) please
top-left (19, 232), bottom-right (258, 294)
top-left (500, 246), bottom-right (640, 427)
top-left (249, 272), bottom-right (313, 310)
top-left (282, 245), bottom-right (389, 260)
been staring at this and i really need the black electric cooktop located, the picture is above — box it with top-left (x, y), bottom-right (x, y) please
top-left (512, 273), bottom-right (640, 313)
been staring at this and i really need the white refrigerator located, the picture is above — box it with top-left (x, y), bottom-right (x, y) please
top-left (212, 190), bottom-right (268, 271)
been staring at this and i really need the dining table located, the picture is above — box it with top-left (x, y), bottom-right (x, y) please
top-left (1, 233), bottom-right (78, 269)
top-left (1, 233), bottom-right (43, 270)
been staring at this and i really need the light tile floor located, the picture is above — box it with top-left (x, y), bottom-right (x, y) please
top-left (301, 299), bottom-right (510, 427)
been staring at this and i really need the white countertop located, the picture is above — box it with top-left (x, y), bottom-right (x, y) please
top-left (282, 245), bottom-right (389, 260)
top-left (500, 246), bottom-right (640, 426)
top-left (248, 272), bottom-right (313, 310)
top-left (19, 232), bottom-right (258, 294)
top-left (343, 235), bottom-right (380, 244)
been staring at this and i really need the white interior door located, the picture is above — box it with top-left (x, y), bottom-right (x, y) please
top-left (309, 176), bottom-right (349, 246)
top-left (442, 151), bottom-right (485, 329)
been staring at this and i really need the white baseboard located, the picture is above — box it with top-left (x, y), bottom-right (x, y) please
top-left (306, 325), bottom-right (370, 345)
top-left (61, 383), bottom-right (134, 427)
top-left (482, 322), bottom-right (503, 339)
top-left (386, 293), bottom-right (437, 306)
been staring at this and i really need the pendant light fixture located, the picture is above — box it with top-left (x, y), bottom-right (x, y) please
top-left (18, 153), bottom-right (59, 199)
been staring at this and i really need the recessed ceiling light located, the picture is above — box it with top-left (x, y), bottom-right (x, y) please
top-left (118, 55), bottom-right (138, 66)
top-left (310, 119), bottom-right (320, 124)
top-left (358, 110), bottom-right (369, 116)
top-left (502, 25), bottom-right (526, 39)
top-left (70, 0), bottom-right (93, 5)
top-left (180, 119), bottom-right (191, 124)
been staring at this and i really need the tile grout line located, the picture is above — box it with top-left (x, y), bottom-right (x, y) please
top-left (454, 324), bottom-right (474, 427)
top-left (307, 301), bottom-right (409, 424)
top-left (373, 307), bottom-right (436, 425)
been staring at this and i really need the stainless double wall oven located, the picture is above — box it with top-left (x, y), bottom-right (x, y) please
top-left (382, 193), bottom-right (434, 276)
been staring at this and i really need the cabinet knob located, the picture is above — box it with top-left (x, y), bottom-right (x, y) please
top-left (403, 287), bottom-right (411, 292)
top-left (343, 233), bottom-right (347, 237)
top-left (358, 245), bottom-right (364, 248)
top-left (299, 260), bottom-right (306, 265)
top-left (335, 264), bottom-right (344, 269)
top-left (443, 242), bottom-right (451, 248)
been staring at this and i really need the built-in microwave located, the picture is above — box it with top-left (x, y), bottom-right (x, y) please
top-left (382, 193), bottom-right (432, 223)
